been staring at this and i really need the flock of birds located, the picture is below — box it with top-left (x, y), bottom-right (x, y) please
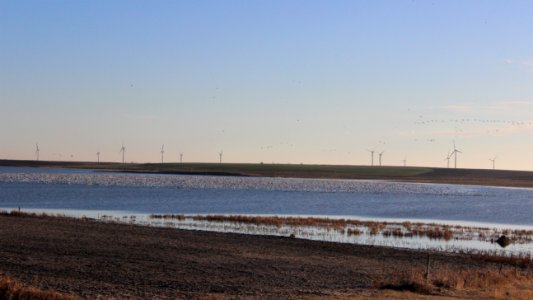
top-left (415, 118), bottom-right (533, 126)
top-left (415, 118), bottom-right (533, 136)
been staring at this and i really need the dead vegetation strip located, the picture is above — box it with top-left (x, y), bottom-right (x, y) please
top-left (0, 274), bottom-right (78, 300)
top-left (150, 214), bottom-right (533, 244)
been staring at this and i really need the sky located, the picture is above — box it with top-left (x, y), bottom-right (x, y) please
top-left (1, 1), bottom-right (533, 170)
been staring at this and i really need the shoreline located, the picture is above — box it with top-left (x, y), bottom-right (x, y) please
top-left (4, 208), bottom-right (533, 256)
top-left (7, 207), bottom-right (533, 230)
top-left (1, 212), bottom-right (533, 298)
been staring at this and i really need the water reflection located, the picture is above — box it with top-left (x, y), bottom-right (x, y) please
top-left (2, 167), bottom-right (533, 225)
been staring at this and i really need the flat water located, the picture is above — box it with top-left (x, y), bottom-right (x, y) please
top-left (2, 166), bottom-right (533, 255)
top-left (1, 166), bottom-right (533, 226)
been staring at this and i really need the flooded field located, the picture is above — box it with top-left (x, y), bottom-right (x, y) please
top-left (2, 166), bottom-right (533, 256)
top-left (3, 209), bottom-right (533, 257)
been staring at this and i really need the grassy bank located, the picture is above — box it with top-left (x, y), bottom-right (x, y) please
top-left (0, 159), bottom-right (431, 177)
top-left (4, 159), bottom-right (533, 188)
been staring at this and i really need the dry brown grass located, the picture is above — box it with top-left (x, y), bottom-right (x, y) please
top-left (188, 214), bottom-right (460, 241)
top-left (402, 221), bottom-right (412, 231)
top-left (0, 274), bottom-right (78, 300)
top-left (373, 261), bottom-right (533, 299)
top-left (382, 228), bottom-right (405, 238)
top-left (413, 227), bottom-right (454, 241)
top-left (150, 214), bottom-right (186, 220)
top-left (346, 228), bottom-right (362, 236)
top-left (190, 214), bottom-right (350, 230)
top-left (480, 253), bottom-right (533, 268)
top-left (156, 214), bottom-right (533, 247)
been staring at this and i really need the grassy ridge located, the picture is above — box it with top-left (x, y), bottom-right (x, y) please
top-left (0, 159), bottom-right (432, 178)
top-left (4, 159), bottom-right (533, 187)
top-left (130, 162), bottom-right (433, 177)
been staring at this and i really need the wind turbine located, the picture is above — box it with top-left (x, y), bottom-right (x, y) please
top-left (160, 144), bottom-right (165, 163)
top-left (219, 151), bottom-right (223, 164)
top-left (120, 143), bottom-right (126, 164)
top-left (367, 149), bottom-right (375, 166)
top-left (96, 151), bottom-right (100, 164)
top-left (179, 153), bottom-right (183, 163)
top-left (402, 158), bottom-right (407, 167)
top-left (451, 140), bottom-right (462, 169)
top-left (378, 151), bottom-right (385, 166)
top-left (444, 151), bottom-right (452, 168)
top-left (489, 156), bottom-right (497, 170)
top-left (35, 143), bottom-right (40, 161)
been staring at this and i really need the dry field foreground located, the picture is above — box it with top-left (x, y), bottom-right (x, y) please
top-left (1, 213), bottom-right (533, 299)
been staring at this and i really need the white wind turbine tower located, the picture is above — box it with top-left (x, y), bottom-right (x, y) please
top-left (378, 151), bottom-right (385, 166)
top-left (35, 143), bottom-right (40, 161)
top-left (489, 156), bottom-right (497, 170)
top-left (120, 143), bottom-right (126, 164)
top-left (402, 158), bottom-right (407, 167)
top-left (444, 151), bottom-right (452, 168)
top-left (452, 140), bottom-right (462, 169)
top-left (160, 144), bottom-right (165, 163)
top-left (179, 153), bottom-right (183, 163)
top-left (219, 151), bottom-right (223, 164)
top-left (96, 151), bottom-right (100, 164)
top-left (367, 149), bottom-right (375, 166)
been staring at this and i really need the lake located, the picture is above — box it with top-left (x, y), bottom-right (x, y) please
top-left (1, 166), bottom-right (533, 226)
top-left (4, 166), bottom-right (533, 255)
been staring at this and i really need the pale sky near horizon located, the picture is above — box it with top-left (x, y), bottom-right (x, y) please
top-left (1, 1), bottom-right (533, 170)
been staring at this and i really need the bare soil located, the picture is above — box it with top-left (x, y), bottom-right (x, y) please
top-left (1, 214), bottom-right (533, 299)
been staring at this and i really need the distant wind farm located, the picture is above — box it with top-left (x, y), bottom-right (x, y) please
top-left (20, 137), bottom-right (505, 172)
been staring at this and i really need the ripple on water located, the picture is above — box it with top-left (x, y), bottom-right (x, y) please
top-left (0, 171), bottom-right (487, 195)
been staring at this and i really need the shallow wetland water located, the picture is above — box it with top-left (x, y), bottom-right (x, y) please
top-left (2, 166), bottom-right (533, 256)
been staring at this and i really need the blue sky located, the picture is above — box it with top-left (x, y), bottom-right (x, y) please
top-left (1, 1), bottom-right (533, 170)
